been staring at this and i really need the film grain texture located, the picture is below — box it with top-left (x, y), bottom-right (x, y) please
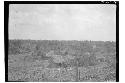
top-left (8, 4), bottom-right (116, 82)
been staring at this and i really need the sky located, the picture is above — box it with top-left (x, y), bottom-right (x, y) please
top-left (9, 4), bottom-right (116, 41)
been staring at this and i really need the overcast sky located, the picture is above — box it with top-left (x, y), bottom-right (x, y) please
top-left (9, 4), bottom-right (116, 41)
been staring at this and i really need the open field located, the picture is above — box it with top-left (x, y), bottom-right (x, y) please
top-left (8, 40), bottom-right (116, 82)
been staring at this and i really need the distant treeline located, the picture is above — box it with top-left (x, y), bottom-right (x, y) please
top-left (9, 39), bottom-right (116, 55)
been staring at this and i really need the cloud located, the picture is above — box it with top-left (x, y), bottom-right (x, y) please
top-left (9, 4), bottom-right (116, 41)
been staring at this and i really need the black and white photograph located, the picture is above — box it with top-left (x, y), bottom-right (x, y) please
top-left (5, 1), bottom-right (119, 82)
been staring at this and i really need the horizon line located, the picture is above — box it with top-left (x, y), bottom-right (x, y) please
top-left (9, 39), bottom-right (116, 42)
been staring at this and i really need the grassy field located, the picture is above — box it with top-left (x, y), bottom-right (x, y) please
top-left (8, 40), bottom-right (116, 82)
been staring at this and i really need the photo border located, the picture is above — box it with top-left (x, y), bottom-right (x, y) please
top-left (4, 1), bottom-right (119, 82)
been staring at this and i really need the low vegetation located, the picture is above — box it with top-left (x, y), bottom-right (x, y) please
top-left (8, 40), bottom-right (116, 82)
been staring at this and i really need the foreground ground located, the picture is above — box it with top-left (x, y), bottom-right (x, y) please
top-left (8, 40), bottom-right (116, 82)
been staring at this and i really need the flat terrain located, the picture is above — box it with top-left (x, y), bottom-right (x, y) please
top-left (8, 40), bottom-right (116, 82)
